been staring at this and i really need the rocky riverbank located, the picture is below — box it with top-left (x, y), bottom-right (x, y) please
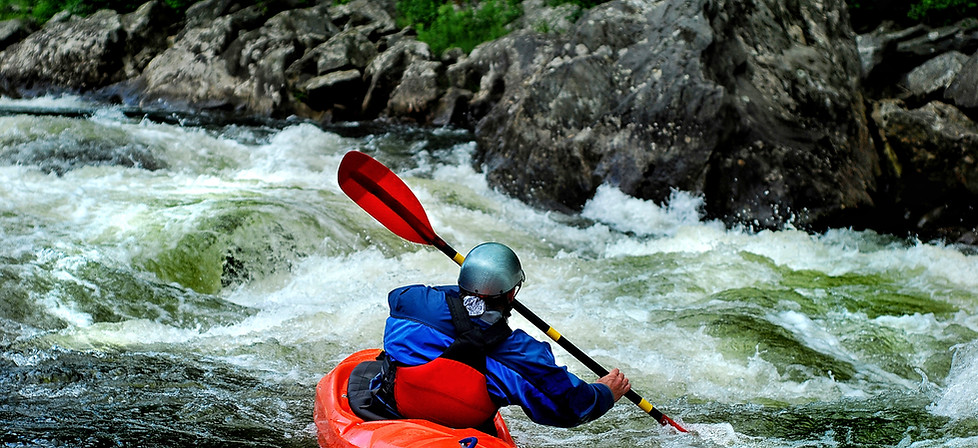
top-left (0, 0), bottom-right (975, 243)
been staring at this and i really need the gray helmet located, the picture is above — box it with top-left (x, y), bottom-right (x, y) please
top-left (458, 242), bottom-right (525, 296)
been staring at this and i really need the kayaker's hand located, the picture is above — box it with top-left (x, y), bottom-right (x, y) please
top-left (597, 368), bottom-right (630, 402)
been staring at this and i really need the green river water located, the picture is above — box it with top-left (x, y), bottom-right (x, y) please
top-left (1, 96), bottom-right (976, 447)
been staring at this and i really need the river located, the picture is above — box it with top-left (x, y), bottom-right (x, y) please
top-left (1, 96), bottom-right (976, 448)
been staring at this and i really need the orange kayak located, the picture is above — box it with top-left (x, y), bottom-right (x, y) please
top-left (314, 349), bottom-right (519, 448)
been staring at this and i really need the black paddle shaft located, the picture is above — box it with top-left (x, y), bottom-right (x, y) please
top-left (510, 300), bottom-right (674, 426)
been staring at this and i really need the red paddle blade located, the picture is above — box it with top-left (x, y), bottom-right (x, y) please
top-left (338, 151), bottom-right (436, 245)
top-left (661, 414), bottom-right (689, 433)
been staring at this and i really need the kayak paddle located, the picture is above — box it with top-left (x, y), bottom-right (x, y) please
top-left (337, 150), bottom-right (689, 433)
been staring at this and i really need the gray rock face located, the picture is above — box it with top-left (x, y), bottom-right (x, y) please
top-left (138, 3), bottom-right (333, 114)
top-left (0, 19), bottom-right (35, 51)
top-left (900, 51), bottom-right (969, 100)
top-left (469, 0), bottom-right (877, 231)
top-left (0, 10), bottom-right (126, 94)
top-left (945, 52), bottom-right (978, 109)
top-left (0, 1), bottom-right (180, 98)
top-left (874, 100), bottom-right (978, 240)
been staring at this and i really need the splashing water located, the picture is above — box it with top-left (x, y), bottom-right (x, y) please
top-left (1, 96), bottom-right (976, 447)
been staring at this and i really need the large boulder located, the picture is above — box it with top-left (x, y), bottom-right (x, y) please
top-left (0, 10), bottom-right (126, 95)
top-left (899, 51), bottom-right (969, 102)
top-left (945, 52), bottom-right (978, 110)
top-left (0, 1), bottom-right (180, 98)
top-left (466, 0), bottom-right (877, 230)
top-left (873, 100), bottom-right (978, 241)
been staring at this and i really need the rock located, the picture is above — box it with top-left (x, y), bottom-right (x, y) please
top-left (388, 59), bottom-right (441, 121)
top-left (286, 29), bottom-right (377, 115)
top-left (873, 100), bottom-right (978, 239)
top-left (290, 28), bottom-right (377, 78)
top-left (895, 21), bottom-right (978, 60)
top-left (0, 10), bottom-right (126, 95)
top-left (899, 51), bottom-right (969, 101)
top-left (328, 0), bottom-right (398, 39)
top-left (876, 100), bottom-right (978, 195)
top-left (302, 69), bottom-right (365, 122)
top-left (121, 1), bottom-right (182, 78)
top-left (139, 4), bottom-right (331, 115)
top-left (857, 23), bottom-right (925, 79)
top-left (517, 0), bottom-right (579, 35)
top-left (137, 15), bottom-right (241, 110)
top-left (0, 19), bottom-right (34, 50)
top-left (469, 0), bottom-right (877, 230)
top-left (431, 87), bottom-right (473, 127)
top-left (448, 32), bottom-right (547, 126)
top-left (223, 6), bottom-right (333, 113)
top-left (361, 39), bottom-right (433, 117)
top-left (945, 52), bottom-right (978, 110)
top-left (858, 20), bottom-right (978, 97)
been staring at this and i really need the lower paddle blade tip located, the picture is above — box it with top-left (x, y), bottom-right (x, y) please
top-left (661, 415), bottom-right (690, 433)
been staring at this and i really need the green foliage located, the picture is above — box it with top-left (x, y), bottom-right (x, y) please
top-left (908, 0), bottom-right (978, 23)
top-left (0, 0), bottom-right (196, 23)
top-left (846, 0), bottom-right (978, 30)
top-left (396, 0), bottom-right (522, 55)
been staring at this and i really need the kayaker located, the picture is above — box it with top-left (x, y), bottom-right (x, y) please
top-left (348, 242), bottom-right (631, 433)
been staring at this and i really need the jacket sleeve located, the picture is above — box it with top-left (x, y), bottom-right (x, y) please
top-left (486, 330), bottom-right (615, 428)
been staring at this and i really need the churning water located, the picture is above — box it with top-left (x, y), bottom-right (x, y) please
top-left (1, 96), bottom-right (976, 447)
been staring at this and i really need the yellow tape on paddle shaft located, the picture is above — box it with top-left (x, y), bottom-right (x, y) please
top-left (452, 252), bottom-right (465, 266)
top-left (637, 398), bottom-right (654, 414)
top-left (545, 327), bottom-right (562, 341)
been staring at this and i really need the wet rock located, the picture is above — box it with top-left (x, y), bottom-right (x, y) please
top-left (431, 87), bottom-right (473, 127)
top-left (361, 39), bottom-right (432, 117)
top-left (945, 52), bottom-right (978, 110)
top-left (138, 4), bottom-right (331, 115)
top-left (873, 100), bottom-right (978, 239)
top-left (899, 51), bottom-right (969, 101)
top-left (302, 69), bottom-right (365, 122)
top-left (876, 100), bottom-right (978, 195)
top-left (388, 60), bottom-right (441, 122)
top-left (470, 0), bottom-right (877, 231)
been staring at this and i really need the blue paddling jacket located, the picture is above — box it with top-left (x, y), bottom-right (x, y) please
top-left (382, 284), bottom-right (616, 428)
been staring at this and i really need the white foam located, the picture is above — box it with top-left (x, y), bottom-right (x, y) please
top-left (930, 341), bottom-right (978, 419)
top-left (0, 94), bottom-right (95, 110)
top-left (581, 185), bottom-right (705, 237)
top-left (4, 114), bottom-right (978, 447)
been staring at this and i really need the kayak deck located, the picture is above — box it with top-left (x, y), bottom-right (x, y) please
top-left (315, 349), bottom-right (518, 448)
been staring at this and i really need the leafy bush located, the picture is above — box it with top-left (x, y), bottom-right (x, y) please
top-left (396, 0), bottom-right (522, 55)
top-left (0, 0), bottom-right (196, 23)
top-left (847, 0), bottom-right (978, 30)
top-left (908, 0), bottom-right (978, 23)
